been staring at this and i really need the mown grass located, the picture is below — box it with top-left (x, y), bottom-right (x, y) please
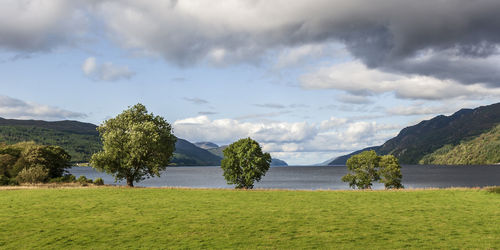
top-left (0, 187), bottom-right (499, 249)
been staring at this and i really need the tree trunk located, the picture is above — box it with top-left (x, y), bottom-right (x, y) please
top-left (126, 176), bottom-right (134, 187)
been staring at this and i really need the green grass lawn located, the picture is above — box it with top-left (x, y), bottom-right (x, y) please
top-left (1, 187), bottom-right (499, 249)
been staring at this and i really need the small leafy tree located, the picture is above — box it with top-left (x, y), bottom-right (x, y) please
top-left (342, 150), bottom-right (403, 189)
top-left (341, 150), bottom-right (380, 189)
top-left (221, 138), bottom-right (271, 189)
top-left (90, 103), bottom-right (176, 187)
top-left (379, 155), bottom-right (403, 189)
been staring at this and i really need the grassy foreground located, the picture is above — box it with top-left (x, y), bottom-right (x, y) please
top-left (1, 187), bottom-right (499, 249)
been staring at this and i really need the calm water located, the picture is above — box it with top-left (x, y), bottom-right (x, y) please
top-left (69, 165), bottom-right (500, 190)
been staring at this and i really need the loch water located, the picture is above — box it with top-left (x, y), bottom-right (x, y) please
top-left (69, 165), bottom-right (500, 190)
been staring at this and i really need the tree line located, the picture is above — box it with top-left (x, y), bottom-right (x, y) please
top-left (1, 103), bottom-right (403, 189)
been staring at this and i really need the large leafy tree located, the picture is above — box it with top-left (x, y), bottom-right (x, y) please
top-left (90, 104), bottom-right (176, 187)
top-left (341, 150), bottom-right (403, 189)
top-left (342, 150), bottom-right (380, 189)
top-left (221, 138), bottom-right (271, 189)
top-left (378, 155), bottom-right (403, 189)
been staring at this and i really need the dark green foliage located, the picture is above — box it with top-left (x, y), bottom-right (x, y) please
top-left (94, 178), bottom-right (104, 186)
top-left (16, 165), bottom-right (49, 184)
top-left (0, 142), bottom-right (71, 185)
top-left (420, 124), bottom-right (500, 165)
top-left (49, 174), bottom-right (76, 183)
top-left (342, 150), bottom-right (403, 189)
top-left (342, 150), bottom-right (380, 189)
top-left (0, 118), bottom-right (101, 163)
top-left (221, 138), bottom-right (271, 189)
top-left (0, 175), bottom-right (9, 185)
top-left (329, 146), bottom-right (380, 165)
top-left (91, 104), bottom-right (176, 187)
top-left (77, 176), bottom-right (93, 186)
top-left (379, 155), bottom-right (404, 189)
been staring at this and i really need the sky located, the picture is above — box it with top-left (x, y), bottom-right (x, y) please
top-left (1, 0), bottom-right (500, 165)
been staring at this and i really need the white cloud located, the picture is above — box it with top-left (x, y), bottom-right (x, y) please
top-left (173, 115), bottom-right (401, 164)
top-left (82, 57), bottom-right (135, 81)
top-left (274, 44), bottom-right (325, 69)
top-left (0, 0), bottom-right (87, 52)
top-left (0, 95), bottom-right (85, 120)
top-left (300, 61), bottom-right (500, 100)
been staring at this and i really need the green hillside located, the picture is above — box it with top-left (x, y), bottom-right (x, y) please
top-left (0, 118), bottom-right (222, 165)
top-left (170, 139), bottom-right (222, 166)
top-left (0, 119), bottom-right (101, 163)
top-left (329, 102), bottom-right (500, 165)
top-left (420, 124), bottom-right (500, 165)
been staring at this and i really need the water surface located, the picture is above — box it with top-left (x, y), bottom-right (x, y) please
top-left (69, 165), bottom-right (500, 190)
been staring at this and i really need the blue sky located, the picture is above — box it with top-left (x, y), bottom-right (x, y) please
top-left (1, 0), bottom-right (500, 165)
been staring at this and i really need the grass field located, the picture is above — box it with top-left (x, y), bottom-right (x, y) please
top-left (1, 187), bottom-right (499, 249)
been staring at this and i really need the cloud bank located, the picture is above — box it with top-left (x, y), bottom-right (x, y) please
top-left (0, 95), bottom-right (86, 120)
top-left (3, 0), bottom-right (500, 89)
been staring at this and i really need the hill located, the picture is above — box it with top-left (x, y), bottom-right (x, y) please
top-left (194, 142), bottom-right (219, 150)
top-left (171, 139), bottom-right (222, 166)
top-left (193, 142), bottom-right (288, 166)
top-left (419, 124), bottom-right (500, 165)
top-left (329, 102), bottom-right (500, 165)
top-left (0, 118), bottom-right (221, 165)
top-left (0, 118), bottom-right (101, 163)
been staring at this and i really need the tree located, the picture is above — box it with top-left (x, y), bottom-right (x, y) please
top-left (90, 104), bottom-right (176, 187)
top-left (0, 142), bottom-right (71, 185)
top-left (221, 138), bottom-right (271, 189)
top-left (341, 150), bottom-right (404, 189)
top-left (341, 150), bottom-right (380, 189)
top-left (378, 155), bottom-right (403, 189)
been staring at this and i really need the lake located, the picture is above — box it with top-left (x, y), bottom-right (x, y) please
top-left (69, 165), bottom-right (500, 190)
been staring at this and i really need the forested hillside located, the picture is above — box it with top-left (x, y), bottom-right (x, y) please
top-left (329, 102), bottom-right (500, 165)
top-left (419, 124), bottom-right (500, 165)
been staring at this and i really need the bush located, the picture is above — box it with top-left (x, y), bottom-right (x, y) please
top-left (77, 175), bottom-right (88, 184)
top-left (94, 178), bottom-right (104, 186)
top-left (486, 186), bottom-right (500, 194)
top-left (49, 174), bottom-right (77, 184)
top-left (16, 165), bottom-right (49, 184)
top-left (0, 175), bottom-right (9, 186)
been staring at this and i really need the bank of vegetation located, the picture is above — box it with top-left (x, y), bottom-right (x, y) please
top-left (420, 124), bottom-right (500, 165)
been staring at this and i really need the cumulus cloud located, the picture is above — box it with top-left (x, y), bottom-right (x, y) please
top-left (173, 115), bottom-right (399, 159)
top-left (86, 0), bottom-right (500, 86)
top-left (274, 44), bottom-right (325, 68)
top-left (0, 95), bottom-right (86, 120)
top-left (0, 0), bottom-right (87, 52)
top-left (301, 61), bottom-right (500, 100)
top-left (82, 57), bottom-right (135, 81)
top-left (4, 0), bottom-right (500, 88)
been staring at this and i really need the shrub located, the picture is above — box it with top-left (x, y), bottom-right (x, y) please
top-left (94, 178), bottom-right (104, 186)
top-left (0, 175), bottom-right (9, 186)
top-left (16, 165), bottom-right (49, 184)
top-left (63, 174), bottom-right (76, 183)
top-left (486, 186), bottom-right (500, 194)
top-left (77, 175), bottom-right (88, 184)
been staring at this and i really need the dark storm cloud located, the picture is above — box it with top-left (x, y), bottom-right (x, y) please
top-left (4, 1), bottom-right (500, 86)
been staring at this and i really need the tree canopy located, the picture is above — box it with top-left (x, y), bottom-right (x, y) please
top-left (90, 104), bottom-right (176, 187)
top-left (221, 138), bottom-right (271, 189)
top-left (0, 141), bottom-right (71, 185)
top-left (342, 150), bottom-right (403, 189)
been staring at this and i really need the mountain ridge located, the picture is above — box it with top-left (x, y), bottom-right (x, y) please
top-left (328, 102), bottom-right (500, 165)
